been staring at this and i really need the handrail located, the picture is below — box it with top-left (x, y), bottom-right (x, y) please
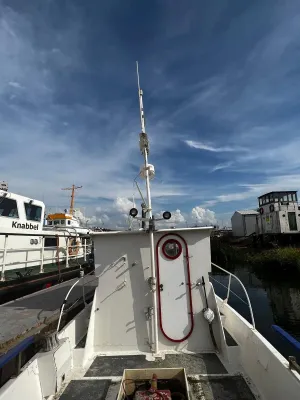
top-left (0, 231), bottom-right (90, 237)
top-left (56, 269), bottom-right (99, 332)
top-left (211, 262), bottom-right (256, 329)
top-left (1, 234), bottom-right (92, 280)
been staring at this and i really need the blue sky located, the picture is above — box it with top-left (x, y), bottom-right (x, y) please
top-left (1, 0), bottom-right (300, 228)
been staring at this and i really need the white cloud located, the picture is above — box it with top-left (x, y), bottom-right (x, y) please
top-left (210, 161), bottom-right (233, 172)
top-left (184, 140), bottom-right (245, 153)
top-left (203, 174), bottom-right (300, 207)
top-left (191, 207), bottom-right (216, 226)
top-left (74, 209), bottom-right (89, 225)
top-left (155, 209), bottom-right (186, 228)
top-left (113, 197), bottom-right (135, 214)
top-left (8, 81), bottom-right (23, 89)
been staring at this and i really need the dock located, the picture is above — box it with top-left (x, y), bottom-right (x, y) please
top-left (0, 270), bottom-right (99, 354)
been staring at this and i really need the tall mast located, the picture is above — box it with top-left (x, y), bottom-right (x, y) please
top-left (61, 184), bottom-right (82, 215)
top-left (136, 61), bottom-right (158, 355)
top-left (136, 62), bottom-right (152, 218)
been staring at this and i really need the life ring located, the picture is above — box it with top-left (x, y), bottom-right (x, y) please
top-left (68, 238), bottom-right (80, 256)
top-left (259, 207), bottom-right (264, 215)
top-left (269, 204), bottom-right (274, 212)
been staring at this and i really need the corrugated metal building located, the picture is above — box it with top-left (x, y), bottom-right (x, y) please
top-left (231, 210), bottom-right (259, 237)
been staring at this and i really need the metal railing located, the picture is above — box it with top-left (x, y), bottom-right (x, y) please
top-left (210, 262), bottom-right (256, 329)
top-left (56, 269), bottom-right (100, 332)
top-left (0, 231), bottom-right (92, 281)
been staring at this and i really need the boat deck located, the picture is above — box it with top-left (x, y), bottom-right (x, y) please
top-left (0, 272), bottom-right (98, 354)
top-left (57, 354), bottom-right (256, 400)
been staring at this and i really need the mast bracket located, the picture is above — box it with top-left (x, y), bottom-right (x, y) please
top-left (139, 132), bottom-right (149, 154)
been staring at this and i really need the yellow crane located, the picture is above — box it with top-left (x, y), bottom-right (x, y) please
top-left (61, 185), bottom-right (82, 216)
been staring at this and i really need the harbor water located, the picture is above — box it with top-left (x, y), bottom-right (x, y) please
top-left (211, 265), bottom-right (300, 363)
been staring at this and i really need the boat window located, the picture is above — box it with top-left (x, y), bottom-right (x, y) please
top-left (67, 220), bottom-right (71, 225)
top-left (258, 198), bottom-right (262, 206)
top-left (162, 239), bottom-right (182, 260)
top-left (54, 220), bottom-right (59, 225)
top-left (60, 220), bottom-right (65, 225)
top-left (0, 197), bottom-right (19, 218)
top-left (45, 237), bottom-right (57, 247)
top-left (24, 203), bottom-right (42, 222)
top-left (48, 221), bottom-right (53, 225)
top-left (288, 194), bottom-right (293, 202)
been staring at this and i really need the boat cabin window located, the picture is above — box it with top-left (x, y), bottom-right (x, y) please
top-left (162, 239), bottom-right (182, 260)
top-left (67, 220), bottom-right (71, 225)
top-left (47, 221), bottom-right (53, 225)
top-left (60, 220), bottom-right (65, 225)
top-left (45, 237), bottom-right (57, 247)
top-left (24, 203), bottom-right (42, 222)
top-left (54, 220), bottom-right (59, 225)
top-left (0, 197), bottom-right (19, 218)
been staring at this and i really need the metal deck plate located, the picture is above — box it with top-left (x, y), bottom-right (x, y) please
top-left (85, 353), bottom-right (227, 377)
top-left (188, 375), bottom-right (256, 400)
top-left (59, 379), bottom-right (111, 400)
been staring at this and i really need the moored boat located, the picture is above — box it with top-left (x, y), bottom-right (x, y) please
top-left (0, 64), bottom-right (299, 400)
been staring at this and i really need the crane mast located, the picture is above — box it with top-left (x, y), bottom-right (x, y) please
top-left (61, 184), bottom-right (82, 215)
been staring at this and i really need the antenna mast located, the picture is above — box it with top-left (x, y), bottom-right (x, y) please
top-left (136, 61), bottom-right (158, 355)
top-left (136, 61), bottom-right (152, 218)
top-left (61, 184), bottom-right (82, 215)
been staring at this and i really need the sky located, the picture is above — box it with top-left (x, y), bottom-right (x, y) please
top-left (1, 0), bottom-right (300, 229)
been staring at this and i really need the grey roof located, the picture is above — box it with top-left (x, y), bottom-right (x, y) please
top-left (235, 210), bottom-right (259, 215)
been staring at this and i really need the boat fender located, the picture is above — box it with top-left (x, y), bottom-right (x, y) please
top-left (203, 308), bottom-right (215, 323)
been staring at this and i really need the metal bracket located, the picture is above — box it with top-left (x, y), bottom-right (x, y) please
top-left (148, 276), bottom-right (156, 292)
top-left (289, 356), bottom-right (300, 374)
top-left (145, 306), bottom-right (154, 320)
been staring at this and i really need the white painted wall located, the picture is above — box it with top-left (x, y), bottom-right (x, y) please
top-left (0, 359), bottom-right (43, 400)
top-left (244, 215), bottom-right (257, 236)
top-left (58, 303), bottom-right (92, 351)
top-left (207, 283), bottom-right (229, 364)
top-left (257, 202), bottom-right (300, 234)
top-left (86, 228), bottom-right (220, 356)
top-left (217, 297), bottom-right (300, 400)
top-left (231, 212), bottom-right (244, 237)
top-left (231, 213), bottom-right (258, 237)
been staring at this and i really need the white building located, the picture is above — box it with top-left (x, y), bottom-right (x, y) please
top-left (257, 191), bottom-right (300, 234)
top-left (231, 210), bottom-right (259, 237)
